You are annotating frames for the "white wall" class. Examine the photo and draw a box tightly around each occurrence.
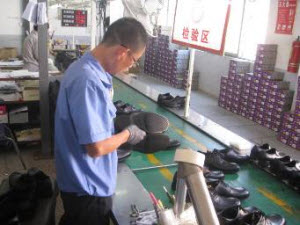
[0,0,22,35]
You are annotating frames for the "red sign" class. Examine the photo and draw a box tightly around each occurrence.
[275,0,297,34]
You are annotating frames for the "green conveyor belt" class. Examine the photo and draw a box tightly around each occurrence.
[113,78,300,224]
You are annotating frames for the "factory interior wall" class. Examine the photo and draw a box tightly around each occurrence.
[0,1,93,55]
[194,1,300,98]
[0,0,23,55]
[48,5,92,45]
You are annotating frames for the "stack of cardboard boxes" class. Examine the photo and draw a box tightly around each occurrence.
[144,34,191,89]
[219,44,296,148]
[278,77,300,149]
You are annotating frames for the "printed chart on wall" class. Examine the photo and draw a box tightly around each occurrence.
[275,0,297,34]
[172,0,231,55]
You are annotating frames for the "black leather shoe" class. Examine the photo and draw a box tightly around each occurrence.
[209,180,249,199]
[250,143,270,160]
[117,104,141,115]
[114,100,126,108]
[257,148,284,168]
[27,168,53,198]
[269,156,292,177]
[280,160,300,179]
[219,206,260,225]
[238,211,285,225]
[167,139,181,149]
[219,148,250,163]
[204,150,240,174]
[157,93,174,103]
[210,192,241,212]
[158,95,185,109]
[204,167,225,180]
[117,149,132,162]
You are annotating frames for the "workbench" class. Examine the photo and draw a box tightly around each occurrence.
[111,77,300,225]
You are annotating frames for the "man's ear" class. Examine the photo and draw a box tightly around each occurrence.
[115,46,127,60]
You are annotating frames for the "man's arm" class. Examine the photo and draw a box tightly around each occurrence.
[85,129,130,158]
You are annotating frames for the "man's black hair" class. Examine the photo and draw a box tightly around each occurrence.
[101,17,148,52]
[33,23,49,31]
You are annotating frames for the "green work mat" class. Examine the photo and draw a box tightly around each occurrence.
[113,78,300,224]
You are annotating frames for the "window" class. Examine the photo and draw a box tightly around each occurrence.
[159,0,270,61]
[225,0,271,60]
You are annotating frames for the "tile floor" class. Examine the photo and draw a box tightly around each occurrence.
[134,74,300,160]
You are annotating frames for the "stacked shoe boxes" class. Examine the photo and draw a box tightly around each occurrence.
[278,77,300,149]
[144,37,159,76]
[182,71,199,90]
[219,44,294,134]
[218,59,250,114]
[144,34,190,89]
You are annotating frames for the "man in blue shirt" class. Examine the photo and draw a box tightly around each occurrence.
[55,18,148,225]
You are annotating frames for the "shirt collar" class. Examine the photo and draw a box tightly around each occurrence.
[85,52,113,88]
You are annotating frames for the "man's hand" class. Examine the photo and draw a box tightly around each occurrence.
[126,125,146,145]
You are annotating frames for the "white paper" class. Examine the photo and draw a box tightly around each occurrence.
[0,60,24,66]
[22,0,48,25]
[22,1,38,23]
[37,2,48,25]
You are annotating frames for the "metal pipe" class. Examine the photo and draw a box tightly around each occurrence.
[184,48,196,118]
[186,170,219,225]
[173,178,187,218]
[131,163,177,172]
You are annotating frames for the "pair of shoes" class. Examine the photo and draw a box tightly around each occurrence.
[114,100,141,115]
[219,206,285,225]
[256,148,285,168]
[218,206,259,224]
[204,150,240,174]
[208,180,249,199]
[250,143,271,160]
[271,160,300,187]
[238,211,286,225]
[171,169,224,192]
[204,167,225,180]
[218,148,249,164]
[210,191,241,212]
[157,93,185,109]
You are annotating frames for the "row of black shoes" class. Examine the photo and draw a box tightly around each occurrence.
[251,143,300,191]
[171,168,286,225]
[114,100,142,115]
[203,149,249,174]
[172,169,249,212]
[0,168,54,224]
[157,93,186,109]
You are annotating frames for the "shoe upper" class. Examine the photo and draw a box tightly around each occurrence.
[213,180,250,199]
[205,151,240,173]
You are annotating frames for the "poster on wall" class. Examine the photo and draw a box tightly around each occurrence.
[275,0,297,34]
[172,0,231,55]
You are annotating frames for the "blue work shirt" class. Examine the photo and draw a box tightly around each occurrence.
[54,52,117,197]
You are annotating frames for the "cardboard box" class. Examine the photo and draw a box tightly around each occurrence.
[262,71,284,80]
[22,87,39,101]
[257,44,278,52]
[9,106,28,124]
[0,47,18,60]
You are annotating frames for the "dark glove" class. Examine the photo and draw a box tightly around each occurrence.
[126,125,146,145]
